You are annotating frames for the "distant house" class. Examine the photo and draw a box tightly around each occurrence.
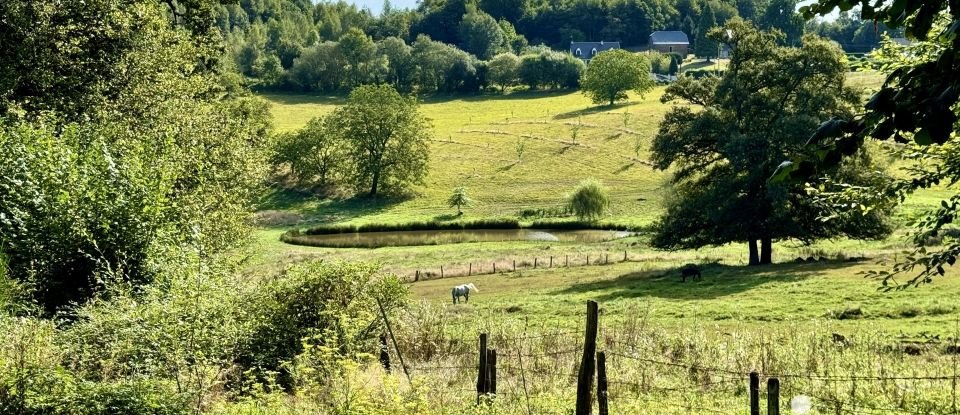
[649,31,690,56]
[570,41,620,63]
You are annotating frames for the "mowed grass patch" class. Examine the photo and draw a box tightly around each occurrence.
[409,258,960,336]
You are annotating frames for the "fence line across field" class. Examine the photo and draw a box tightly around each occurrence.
[410,250,651,282]
[384,299,960,414]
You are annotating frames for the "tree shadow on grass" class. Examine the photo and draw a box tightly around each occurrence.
[557,261,862,302]
[262,90,581,107]
[257,187,411,229]
[553,102,633,120]
[497,161,519,172]
[614,162,635,174]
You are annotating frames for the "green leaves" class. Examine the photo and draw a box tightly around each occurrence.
[580,49,654,106]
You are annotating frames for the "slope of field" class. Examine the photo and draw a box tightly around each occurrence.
[261,89,671,227]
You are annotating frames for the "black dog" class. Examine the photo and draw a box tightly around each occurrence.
[680,264,701,282]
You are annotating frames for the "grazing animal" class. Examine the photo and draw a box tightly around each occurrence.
[452,283,479,304]
[680,264,701,282]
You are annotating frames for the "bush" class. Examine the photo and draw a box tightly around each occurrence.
[518,47,585,90]
[237,261,407,390]
[566,179,611,221]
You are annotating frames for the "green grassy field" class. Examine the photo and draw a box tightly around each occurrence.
[261,88,670,227]
[253,74,960,414]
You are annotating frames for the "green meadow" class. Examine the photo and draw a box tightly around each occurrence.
[244,72,960,415]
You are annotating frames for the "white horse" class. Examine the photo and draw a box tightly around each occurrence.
[452,283,478,304]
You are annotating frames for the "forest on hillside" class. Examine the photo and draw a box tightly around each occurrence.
[219,0,901,92]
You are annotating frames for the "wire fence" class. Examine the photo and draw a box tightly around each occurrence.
[381,300,960,415]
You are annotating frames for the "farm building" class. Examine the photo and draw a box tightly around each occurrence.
[649,31,690,56]
[570,41,620,63]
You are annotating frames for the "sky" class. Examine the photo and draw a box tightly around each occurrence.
[346,0,419,15]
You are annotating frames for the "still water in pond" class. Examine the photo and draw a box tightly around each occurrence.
[288,229,633,248]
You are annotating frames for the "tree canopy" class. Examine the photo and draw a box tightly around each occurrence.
[650,20,892,265]
[328,84,431,197]
[580,50,654,106]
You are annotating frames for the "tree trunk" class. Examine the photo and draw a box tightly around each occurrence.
[369,171,380,197]
[760,237,772,265]
[748,239,759,266]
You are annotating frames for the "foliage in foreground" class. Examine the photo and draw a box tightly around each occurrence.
[0,0,271,312]
[0,258,406,415]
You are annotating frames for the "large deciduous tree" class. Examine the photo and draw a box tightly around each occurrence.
[580,49,654,106]
[650,20,892,265]
[458,9,506,60]
[759,0,804,45]
[330,84,431,197]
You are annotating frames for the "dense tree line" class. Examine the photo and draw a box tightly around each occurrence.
[218,0,901,91]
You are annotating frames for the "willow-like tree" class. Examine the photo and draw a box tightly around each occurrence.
[567,179,610,221]
[580,49,654,106]
[650,20,893,265]
[330,84,431,197]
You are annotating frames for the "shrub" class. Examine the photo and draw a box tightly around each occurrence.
[237,260,407,390]
[566,179,611,221]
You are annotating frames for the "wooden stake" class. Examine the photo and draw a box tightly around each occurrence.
[750,371,760,415]
[477,333,488,404]
[575,300,599,415]
[597,351,609,415]
[767,378,780,415]
[377,298,410,384]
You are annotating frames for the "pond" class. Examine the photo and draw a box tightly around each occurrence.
[283,229,634,248]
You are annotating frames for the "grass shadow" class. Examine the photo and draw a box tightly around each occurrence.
[257,187,411,229]
[497,161,519,171]
[557,261,860,301]
[433,213,462,222]
[553,102,633,120]
[614,162,635,174]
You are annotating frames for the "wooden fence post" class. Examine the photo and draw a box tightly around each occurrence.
[513,260,516,272]
[377,299,410,383]
[379,333,391,373]
[767,378,780,415]
[441,265,444,279]
[415,270,420,282]
[493,263,496,273]
[587,255,590,266]
[624,250,628,262]
[534,258,538,268]
[469,263,472,276]
[749,371,760,415]
[550,256,553,267]
[597,351,609,415]
[575,300,600,415]
[487,349,498,396]
[605,254,609,264]
[477,333,488,404]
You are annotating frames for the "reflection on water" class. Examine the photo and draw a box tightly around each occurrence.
[288,229,633,248]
